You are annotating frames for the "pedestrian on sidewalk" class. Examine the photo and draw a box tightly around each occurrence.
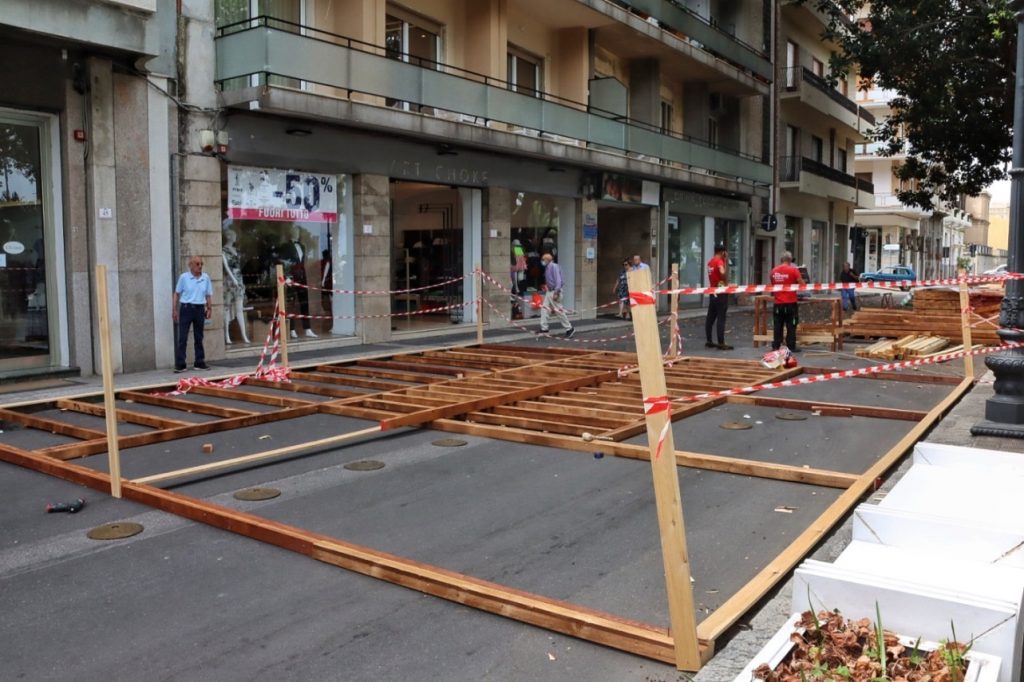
[172,255,213,372]
[770,251,805,352]
[630,254,650,271]
[539,252,575,337]
[840,261,859,312]
[613,258,631,319]
[705,243,732,350]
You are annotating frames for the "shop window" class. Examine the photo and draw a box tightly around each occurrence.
[507,46,542,98]
[667,214,703,307]
[510,193,559,295]
[810,220,827,283]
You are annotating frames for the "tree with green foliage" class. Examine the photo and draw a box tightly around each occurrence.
[814,0,1017,209]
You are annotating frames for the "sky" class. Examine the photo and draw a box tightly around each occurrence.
[989,179,1011,207]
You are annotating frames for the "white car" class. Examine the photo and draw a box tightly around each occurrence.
[983,264,1008,275]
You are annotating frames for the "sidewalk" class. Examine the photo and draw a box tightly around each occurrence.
[693,369,1023,681]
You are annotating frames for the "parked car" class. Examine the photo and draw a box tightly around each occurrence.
[983,264,1008,275]
[860,265,917,291]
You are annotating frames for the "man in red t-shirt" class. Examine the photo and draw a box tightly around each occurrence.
[769,251,806,351]
[704,244,732,350]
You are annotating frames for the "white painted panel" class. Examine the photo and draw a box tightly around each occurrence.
[914,442,1024,474]
[879,466,1024,524]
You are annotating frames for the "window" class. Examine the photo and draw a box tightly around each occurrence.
[811,136,824,163]
[837,148,848,173]
[785,40,799,88]
[811,58,825,78]
[660,100,673,134]
[839,76,848,98]
[385,7,442,110]
[507,46,542,97]
[708,118,719,149]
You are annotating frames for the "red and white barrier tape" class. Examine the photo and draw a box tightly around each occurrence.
[643,395,673,461]
[482,298,672,344]
[285,300,474,321]
[280,274,465,296]
[653,272,1021,298]
[480,270,671,317]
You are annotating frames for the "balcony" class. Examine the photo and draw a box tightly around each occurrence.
[780,66,874,139]
[610,0,772,80]
[780,156,870,206]
[215,17,772,185]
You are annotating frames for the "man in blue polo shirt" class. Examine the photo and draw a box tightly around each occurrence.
[172,255,213,372]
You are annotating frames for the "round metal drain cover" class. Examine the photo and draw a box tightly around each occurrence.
[87,522,144,541]
[344,459,386,471]
[431,438,467,447]
[719,421,753,430]
[233,487,281,501]
[776,412,808,421]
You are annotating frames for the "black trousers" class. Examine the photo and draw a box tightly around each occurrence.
[773,302,799,350]
[705,293,729,344]
[175,303,206,368]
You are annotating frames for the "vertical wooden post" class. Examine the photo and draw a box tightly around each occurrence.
[276,264,290,369]
[95,265,122,499]
[626,267,701,671]
[475,263,484,346]
[669,263,680,356]
[958,280,975,378]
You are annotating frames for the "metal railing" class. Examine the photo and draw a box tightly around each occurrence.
[215,17,771,182]
[856,176,874,193]
[783,66,858,115]
[780,156,858,188]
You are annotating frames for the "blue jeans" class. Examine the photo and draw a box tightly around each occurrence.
[841,288,857,311]
[175,303,206,369]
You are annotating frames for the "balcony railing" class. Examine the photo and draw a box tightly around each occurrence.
[615,0,772,80]
[780,156,858,188]
[215,17,771,184]
[856,176,874,193]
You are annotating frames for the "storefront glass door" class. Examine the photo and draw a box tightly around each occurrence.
[667,213,703,307]
[0,117,57,370]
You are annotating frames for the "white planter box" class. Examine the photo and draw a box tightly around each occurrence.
[734,612,1002,682]
[878,465,1024,524]
[794,562,1021,682]
[913,442,1024,475]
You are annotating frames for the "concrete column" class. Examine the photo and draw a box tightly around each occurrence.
[352,174,392,342]
[178,150,223,362]
[85,56,123,373]
[465,0,506,79]
[629,58,661,128]
[64,79,93,375]
[481,187,511,330]
[148,76,175,368]
[576,199,598,320]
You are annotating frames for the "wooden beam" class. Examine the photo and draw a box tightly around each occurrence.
[310,368,418,391]
[356,359,476,377]
[243,378,362,399]
[595,398,725,442]
[801,366,962,385]
[379,371,617,431]
[0,442,698,665]
[119,391,256,418]
[133,425,383,485]
[96,263,122,498]
[959,281,975,378]
[695,376,974,642]
[0,407,106,441]
[276,263,289,368]
[56,399,193,429]
[725,395,927,421]
[191,384,315,408]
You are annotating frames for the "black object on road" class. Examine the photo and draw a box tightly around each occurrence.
[46,498,85,514]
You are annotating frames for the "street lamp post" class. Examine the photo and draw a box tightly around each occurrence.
[973,1,1024,437]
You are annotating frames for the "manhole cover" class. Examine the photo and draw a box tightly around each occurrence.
[344,460,386,471]
[432,438,467,447]
[776,412,809,421]
[719,421,753,430]
[87,522,144,540]
[233,487,281,501]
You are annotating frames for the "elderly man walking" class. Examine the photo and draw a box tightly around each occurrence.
[173,255,213,372]
[539,253,575,337]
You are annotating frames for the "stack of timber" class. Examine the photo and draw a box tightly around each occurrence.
[921,342,983,360]
[844,287,1003,345]
[854,335,948,360]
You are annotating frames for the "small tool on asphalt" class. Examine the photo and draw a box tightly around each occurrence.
[47,498,85,514]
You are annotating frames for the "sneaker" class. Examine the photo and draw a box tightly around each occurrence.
[290,329,298,339]
[565,327,576,338]
[173,366,187,373]
[538,328,550,334]
[194,363,210,370]
[717,343,734,350]
[705,342,717,349]
[304,329,318,338]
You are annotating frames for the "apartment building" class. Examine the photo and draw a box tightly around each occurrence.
[853,82,971,279]
[774,1,874,286]
[0,1,177,380]
[178,0,775,359]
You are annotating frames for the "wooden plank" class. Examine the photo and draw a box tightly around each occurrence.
[626,266,701,671]
[56,399,193,429]
[356,359,477,377]
[465,411,589,436]
[695,376,974,642]
[535,394,644,414]
[959,281,975,378]
[243,378,362,399]
[0,407,106,441]
[318,364,447,384]
[800,366,963,385]
[96,263,122,498]
[725,396,926,422]
[0,442,693,665]
[487,405,630,429]
[119,391,256,418]
[351,356,486,375]
[297,370,409,392]
[276,264,289,367]
[379,370,617,431]
[318,403,397,421]
[134,425,383,485]
[39,405,319,460]
[811,405,852,417]
[191,384,315,408]
[595,398,725,442]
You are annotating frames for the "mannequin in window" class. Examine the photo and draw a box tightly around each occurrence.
[223,229,250,345]
[276,224,317,338]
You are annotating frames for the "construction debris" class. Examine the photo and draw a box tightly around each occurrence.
[845,287,1003,345]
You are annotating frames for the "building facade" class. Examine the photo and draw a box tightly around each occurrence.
[0,0,177,380]
[774,1,874,286]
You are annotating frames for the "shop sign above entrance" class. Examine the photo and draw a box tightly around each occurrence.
[598,173,660,206]
[227,165,337,223]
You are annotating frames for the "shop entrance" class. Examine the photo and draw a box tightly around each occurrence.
[664,213,705,309]
[390,181,469,332]
[596,205,652,314]
[753,237,774,286]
